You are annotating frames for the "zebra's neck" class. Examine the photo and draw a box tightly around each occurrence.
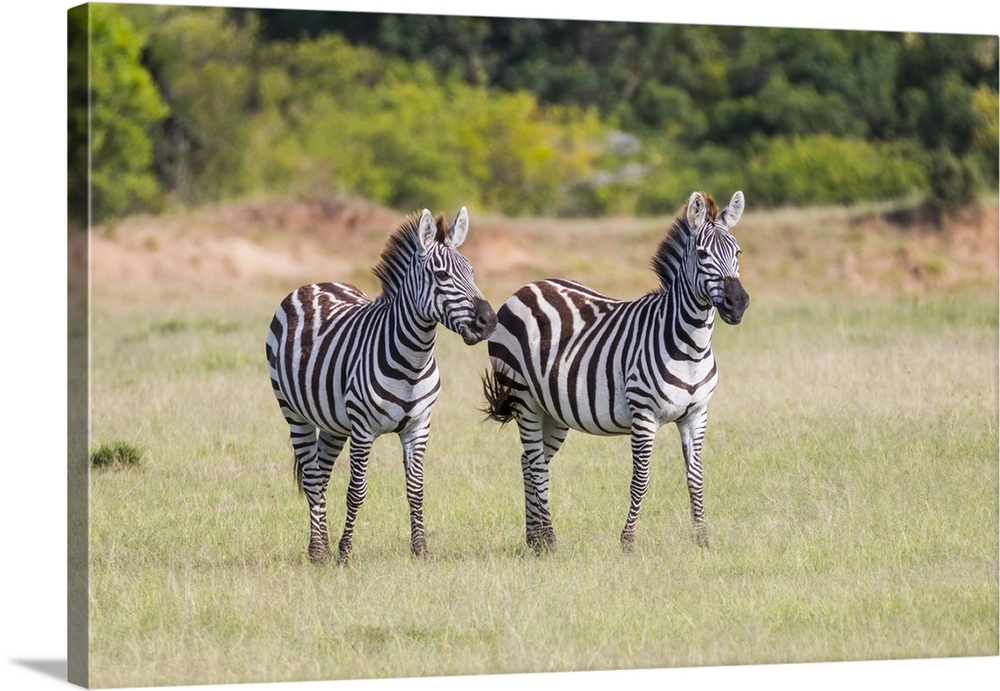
[376,283,438,369]
[650,270,716,357]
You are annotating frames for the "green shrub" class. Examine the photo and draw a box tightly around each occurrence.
[745,135,927,206]
[635,143,746,215]
[141,6,258,204]
[570,139,750,218]
[244,38,606,215]
[91,441,143,470]
[971,86,999,182]
[925,148,980,226]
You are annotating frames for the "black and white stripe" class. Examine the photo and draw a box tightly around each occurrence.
[267,208,496,564]
[483,191,749,552]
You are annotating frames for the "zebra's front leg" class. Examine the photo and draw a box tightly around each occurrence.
[338,428,374,565]
[621,414,657,553]
[399,424,430,559]
[677,407,710,548]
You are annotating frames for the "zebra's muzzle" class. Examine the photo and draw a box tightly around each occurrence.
[459,298,498,345]
[716,276,749,325]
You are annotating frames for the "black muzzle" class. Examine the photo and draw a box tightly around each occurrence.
[717,276,749,325]
[460,297,497,344]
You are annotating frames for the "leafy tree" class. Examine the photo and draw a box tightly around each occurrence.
[971,85,999,181]
[129,5,259,204]
[841,32,902,140]
[67,5,90,229]
[925,148,979,226]
[79,4,168,224]
[896,33,998,153]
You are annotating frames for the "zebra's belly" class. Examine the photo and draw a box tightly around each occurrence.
[292,368,441,438]
[544,374,717,433]
[558,412,632,436]
[511,358,633,435]
[350,378,440,436]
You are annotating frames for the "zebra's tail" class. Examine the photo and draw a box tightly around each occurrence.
[293,455,305,495]
[481,367,518,426]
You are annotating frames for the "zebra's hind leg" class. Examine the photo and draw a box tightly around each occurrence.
[621,413,657,553]
[337,428,374,565]
[399,423,431,559]
[519,412,568,554]
[282,412,334,564]
[305,431,346,564]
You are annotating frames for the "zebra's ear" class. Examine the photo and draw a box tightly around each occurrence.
[721,191,745,228]
[417,209,437,252]
[686,192,708,228]
[447,206,469,248]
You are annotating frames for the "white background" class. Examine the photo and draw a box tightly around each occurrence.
[1,1,997,690]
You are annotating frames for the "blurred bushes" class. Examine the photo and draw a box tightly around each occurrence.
[243,36,605,214]
[745,136,927,206]
[142,7,259,205]
[69,6,998,225]
[925,148,980,225]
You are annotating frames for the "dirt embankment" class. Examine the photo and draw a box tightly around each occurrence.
[82,197,998,301]
[84,199,540,299]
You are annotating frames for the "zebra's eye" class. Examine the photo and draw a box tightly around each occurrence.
[696,249,710,261]
[434,269,450,281]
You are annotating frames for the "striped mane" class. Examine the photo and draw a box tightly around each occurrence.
[371,212,448,299]
[650,193,718,290]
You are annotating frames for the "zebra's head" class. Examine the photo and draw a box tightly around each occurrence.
[413,207,497,345]
[686,191,750,325]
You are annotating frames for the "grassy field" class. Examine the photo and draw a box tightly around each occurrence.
[86,200,998,687]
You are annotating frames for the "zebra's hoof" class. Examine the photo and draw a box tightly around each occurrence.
[308,549,331,565]
[620,531,635,554]
[542,528,557,553]
[411,539,428,559]
[308,539,332,565]
[337,538,353,566]
[526,528,557,554]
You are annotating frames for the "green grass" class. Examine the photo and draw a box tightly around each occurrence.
[87,287,999,688]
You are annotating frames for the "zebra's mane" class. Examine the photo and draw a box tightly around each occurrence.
[650,193,718,290]
[371,211,448,299]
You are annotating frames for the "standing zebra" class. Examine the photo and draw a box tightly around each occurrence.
[267,207,496,565]
[483,191,749,552]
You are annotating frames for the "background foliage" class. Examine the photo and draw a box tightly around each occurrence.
[68,5,998,225]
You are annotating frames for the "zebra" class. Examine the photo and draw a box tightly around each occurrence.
[482,191,749,553]
[266,207,497,565]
